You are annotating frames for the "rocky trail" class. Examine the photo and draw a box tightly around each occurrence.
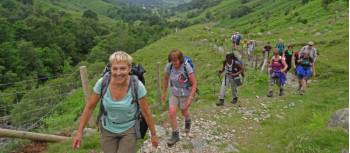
[140,49,304,153]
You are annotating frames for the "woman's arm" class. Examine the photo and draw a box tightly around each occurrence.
[188,73,197,98]
[292,52,296,68]
[78,92,100,131]
[281,59,288,72]
[268,58,273,67]
[184,73,197,110]
[72,92,100,149]
[232,63,243,77]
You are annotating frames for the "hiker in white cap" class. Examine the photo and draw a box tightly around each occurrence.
[299,41,318,77]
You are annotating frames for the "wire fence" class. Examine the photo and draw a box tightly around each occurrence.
[0,71,82,132]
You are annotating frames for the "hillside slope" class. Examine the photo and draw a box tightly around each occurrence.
[8,0,348,152]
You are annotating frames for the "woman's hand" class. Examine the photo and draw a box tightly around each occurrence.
[231,73,238,78]
[72,131,83,149]
[151,135,159,148]
[218,70,223,74]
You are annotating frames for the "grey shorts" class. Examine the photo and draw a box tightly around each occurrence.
[100,126,137,153]
[170,95,189,110]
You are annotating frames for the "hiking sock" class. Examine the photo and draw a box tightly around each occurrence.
[185,118,191,133]
[167,130,180,147]
[279,88,284,96]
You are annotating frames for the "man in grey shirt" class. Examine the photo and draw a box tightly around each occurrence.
[299,41,318,77]
[300,41,317,62]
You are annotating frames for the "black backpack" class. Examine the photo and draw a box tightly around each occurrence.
[101,63,146,85]
[96,63,148,139]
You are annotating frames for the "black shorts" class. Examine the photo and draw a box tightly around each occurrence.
[235,40,240,45]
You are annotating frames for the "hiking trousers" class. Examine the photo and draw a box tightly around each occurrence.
[100,126,137,153]
[219,75,238,100]
[269,76,284,91]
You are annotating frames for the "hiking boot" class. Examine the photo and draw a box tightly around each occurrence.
[231,97,238,104]
[167,131,180,147]
[184,119,191,134]
[297,85,302,91]
[267,91,273,97]
[216,99,224,106]
[279,88,284,96]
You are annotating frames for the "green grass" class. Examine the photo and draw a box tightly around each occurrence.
[31,0,350,152]
[46,132,101,153]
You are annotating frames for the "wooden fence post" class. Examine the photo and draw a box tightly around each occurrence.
[79,66,94,127]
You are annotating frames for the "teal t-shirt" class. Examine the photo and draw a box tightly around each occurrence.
[93,77,147,133]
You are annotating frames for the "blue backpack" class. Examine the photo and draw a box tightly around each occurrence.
[184,56,195,71]
[169,56,195,78]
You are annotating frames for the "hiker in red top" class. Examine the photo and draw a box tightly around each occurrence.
[267,48,288,97]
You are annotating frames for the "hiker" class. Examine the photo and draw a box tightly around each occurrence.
[217,53,243,106]
[231,32,237,50]
[72,51,159,153]
[275,39,285,56]
[247,40,256,61]
[284,45,294,73]
[267,48,288,97]
[299,41,318,77]
[296,52,313,95]
[291,50,300,81]
[235,32,242,50]
[162,49,197,147]
[263,42,272,59]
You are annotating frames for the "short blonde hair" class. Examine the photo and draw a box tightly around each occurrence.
[109,51,133,66]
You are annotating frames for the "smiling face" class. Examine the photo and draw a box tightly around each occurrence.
[168,49,184,69]
[110,61,130,85]
[108,51,133,86]
[307,44,313,49]
[170,55,182,69]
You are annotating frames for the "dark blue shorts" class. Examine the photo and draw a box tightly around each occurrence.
[296,65,312,79]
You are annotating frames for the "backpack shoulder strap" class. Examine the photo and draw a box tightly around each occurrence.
[96,72,111,126]
[169,63,173,72]
[100,72,111,114]
[130,75,139,106]
[183,63,190,79]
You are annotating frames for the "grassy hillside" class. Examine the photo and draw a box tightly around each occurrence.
[3,0,348,152]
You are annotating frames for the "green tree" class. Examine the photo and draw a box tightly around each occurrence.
[82,9,98,20]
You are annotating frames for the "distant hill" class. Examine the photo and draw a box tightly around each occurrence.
[109,0,191,7]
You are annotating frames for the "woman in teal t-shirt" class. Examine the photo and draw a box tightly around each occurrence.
[72,51,159,153]
[275,38,285,55]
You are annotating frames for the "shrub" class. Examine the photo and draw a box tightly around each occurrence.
[230,6,253,19]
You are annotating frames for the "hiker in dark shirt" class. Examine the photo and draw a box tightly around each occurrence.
[284,45,294,73]
[263,42,273,59]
